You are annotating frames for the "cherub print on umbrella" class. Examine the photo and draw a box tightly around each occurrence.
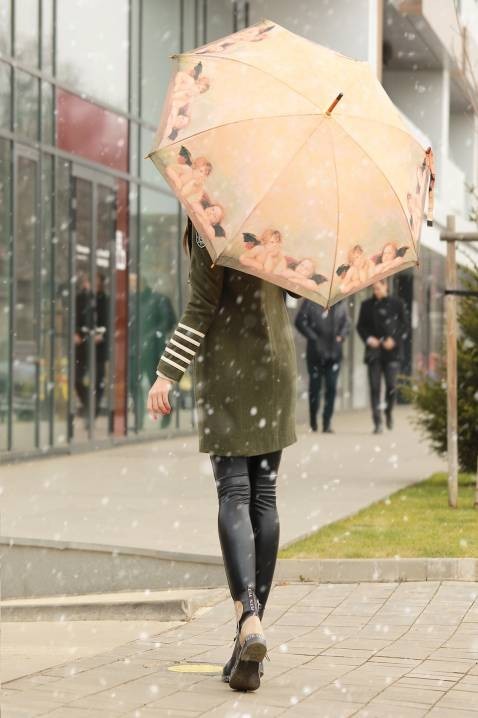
[337,241,411,296]
[196,21,276,55]
[240,230,328,293]
[165,145,226,243]
[163,62,210,143]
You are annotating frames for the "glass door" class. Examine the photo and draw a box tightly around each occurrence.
[69,165,116,442]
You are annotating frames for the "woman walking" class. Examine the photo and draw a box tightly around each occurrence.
[147,219,297,692]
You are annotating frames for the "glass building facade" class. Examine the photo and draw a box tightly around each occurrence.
[0,0,444,458]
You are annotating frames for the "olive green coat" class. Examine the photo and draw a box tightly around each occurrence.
[156,231,297,456]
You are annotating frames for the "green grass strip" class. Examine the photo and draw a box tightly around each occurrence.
[279,473,478,559]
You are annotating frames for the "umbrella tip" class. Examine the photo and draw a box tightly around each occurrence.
[325,93,344,116]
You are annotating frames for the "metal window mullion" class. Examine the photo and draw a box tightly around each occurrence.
[7,140,15,451]
[107,188,117,435]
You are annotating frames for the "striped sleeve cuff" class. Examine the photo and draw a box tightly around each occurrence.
[156,321,206,382]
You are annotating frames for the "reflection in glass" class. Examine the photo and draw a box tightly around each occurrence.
[141,126,170,188]
[15,0,40,66]
[57,0,128,110]
[127,183,139,432]
[206,0,234,41]
[0,1,11,56]
[39,154,54,449]
[53,158,71,446]
[0,139,11,451]
[41,81,54,145]
[15,70,39,140]
[42,0,54,72]
[73,178,94,436]
[13,154,38,450]
[95,183,115,438]
[137,187,183,432]
[141,0,180,125]
[0,62,11,131]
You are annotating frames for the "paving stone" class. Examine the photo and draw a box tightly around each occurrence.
[7,581,478,718]
[282,698,361,716]
[354,701,428,717]
[433,688,478,711]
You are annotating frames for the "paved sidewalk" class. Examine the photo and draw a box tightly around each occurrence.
[2,581,478,718]
[0,408,445,556]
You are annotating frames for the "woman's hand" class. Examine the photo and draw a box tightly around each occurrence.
[147,377,174,420]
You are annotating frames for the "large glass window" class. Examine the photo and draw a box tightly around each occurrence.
[0,0,11,56]
[206,0,234,41]
[14,0,40,66]
[56,0,129,110]
[41,0,54,73]
[137,187,181,432]
[39,154,54,449]
[0,139,12,451]
[0,62,11,130]
[41,81,54,145]
[15,70,39,140]
[53,158,71,446]
[12,150,39,450]
[141,0,181,125]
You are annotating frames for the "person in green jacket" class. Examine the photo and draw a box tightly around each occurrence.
[147,219,298,692]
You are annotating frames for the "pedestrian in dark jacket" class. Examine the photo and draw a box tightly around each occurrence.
[357,279,407,433]
[295,299,350,433]
[147,218,298,692]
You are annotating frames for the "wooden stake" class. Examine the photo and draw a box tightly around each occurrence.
[445,215,458,509]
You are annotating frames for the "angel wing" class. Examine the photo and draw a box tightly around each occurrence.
[192,62,203,80]
[312,273,327,285]
[396,246,410,258]
[336,264,350,277]
[179,145,193,166]
[243,232,259,246]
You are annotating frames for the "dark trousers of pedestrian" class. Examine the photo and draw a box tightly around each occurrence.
[367,359,399,429]
[210,451,281,617]
[307,355,340,431]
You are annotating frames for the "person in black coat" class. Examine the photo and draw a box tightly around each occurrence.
[356,279,407,433]
[295,299,350,433]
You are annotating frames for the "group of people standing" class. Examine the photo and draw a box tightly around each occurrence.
[295,279,407,434]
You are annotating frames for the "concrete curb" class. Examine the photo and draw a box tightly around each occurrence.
[0,588,229,622]
[1,537,477,600]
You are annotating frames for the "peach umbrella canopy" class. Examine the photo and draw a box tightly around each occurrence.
[147,19,435,307]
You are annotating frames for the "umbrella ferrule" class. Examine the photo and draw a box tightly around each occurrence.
[325,92,343,116]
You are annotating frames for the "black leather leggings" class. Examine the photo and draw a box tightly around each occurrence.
[210,451,281,617]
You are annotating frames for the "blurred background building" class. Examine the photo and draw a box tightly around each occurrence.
[0,0,477,458]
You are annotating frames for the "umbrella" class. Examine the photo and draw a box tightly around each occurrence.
[146,20,435,307]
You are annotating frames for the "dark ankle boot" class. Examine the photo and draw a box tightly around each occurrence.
[229,586,267,692]
[222,599,265,683]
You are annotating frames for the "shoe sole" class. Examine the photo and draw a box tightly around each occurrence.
[229,637,267,692]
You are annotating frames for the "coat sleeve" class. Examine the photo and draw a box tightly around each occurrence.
[294,300,318,341]
[356,301,369,344]
[155,238,225,383]
[337,303,350,339]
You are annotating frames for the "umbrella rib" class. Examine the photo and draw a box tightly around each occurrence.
[218,117,328,259]
[332,119,417,256]
[326,122,340,310]
[155,112,323,152]
[179,52,322,113]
